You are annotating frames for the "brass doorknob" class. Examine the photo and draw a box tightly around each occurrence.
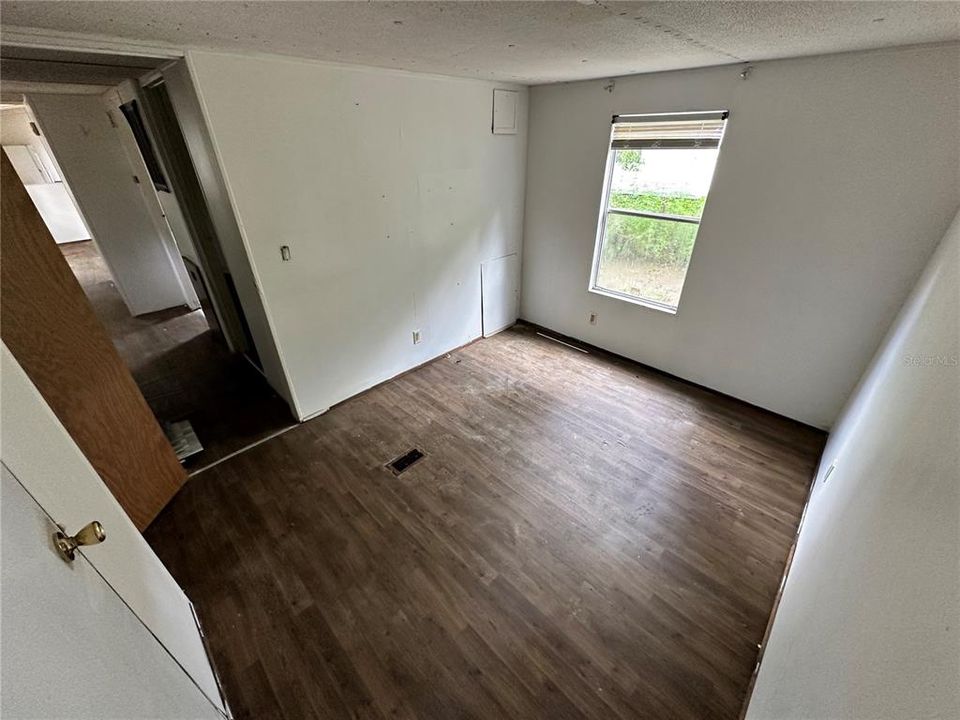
[54,521,106,562]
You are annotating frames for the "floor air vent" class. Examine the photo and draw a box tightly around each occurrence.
[387,448,425,475]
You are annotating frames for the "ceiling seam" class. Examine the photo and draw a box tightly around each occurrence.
[589,0,747,64]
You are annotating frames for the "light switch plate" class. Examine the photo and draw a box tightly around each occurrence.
[823,459,838,483]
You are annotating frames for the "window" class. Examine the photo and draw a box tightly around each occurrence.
[590,111,727,312]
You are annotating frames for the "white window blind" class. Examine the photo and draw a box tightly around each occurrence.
[611,111,728,149]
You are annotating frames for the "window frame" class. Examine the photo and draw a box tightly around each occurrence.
[588,111,728,314]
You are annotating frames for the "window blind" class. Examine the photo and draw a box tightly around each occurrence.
[611,111,728,149]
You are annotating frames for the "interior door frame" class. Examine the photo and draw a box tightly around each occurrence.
[3,33,294,406]
[135,74,254,356]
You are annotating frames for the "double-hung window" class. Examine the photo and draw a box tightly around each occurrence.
[590,111,728,312]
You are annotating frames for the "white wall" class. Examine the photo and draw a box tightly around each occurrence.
[521,43,960,428]
[1,106,90,244]
[746,206,960,719]
[27,93,194,316]
[184,50,527,419]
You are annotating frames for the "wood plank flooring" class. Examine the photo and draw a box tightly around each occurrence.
[61,240,295,471]
[146,325,825,720]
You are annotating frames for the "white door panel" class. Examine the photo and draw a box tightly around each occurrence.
[104,87,200,311]
[26,93,191,315]
[0,344,225,713]
[3,145,91,244]
[3,144,47,185]
[481,252,520,337]
[25,184,91,244]
[1,465,223,720]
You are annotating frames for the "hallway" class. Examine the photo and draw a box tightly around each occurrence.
[61,240,295,472]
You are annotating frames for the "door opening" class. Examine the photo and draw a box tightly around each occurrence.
[1,48,295,476]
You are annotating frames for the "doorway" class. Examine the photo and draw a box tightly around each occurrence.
[1,48,296,474]
[58,236,292,472]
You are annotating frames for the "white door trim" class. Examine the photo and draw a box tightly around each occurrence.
[1,25,185,59]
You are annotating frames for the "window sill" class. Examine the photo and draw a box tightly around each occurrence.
[588,286,679,315]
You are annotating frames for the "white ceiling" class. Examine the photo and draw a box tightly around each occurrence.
[3,1,959,84]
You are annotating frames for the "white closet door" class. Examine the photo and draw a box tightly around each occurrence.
[0,344,226,715]
[1,464,223,720]
[481,252,520,337]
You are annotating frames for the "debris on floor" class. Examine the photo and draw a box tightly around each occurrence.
[163,420,203,462]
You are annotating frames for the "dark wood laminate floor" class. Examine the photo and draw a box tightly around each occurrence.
[146,325,825,720]
[61,240,295,471]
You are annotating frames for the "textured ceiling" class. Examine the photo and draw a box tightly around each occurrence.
[2,1,959,84]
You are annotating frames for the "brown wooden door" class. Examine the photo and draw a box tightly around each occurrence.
[1,154,186,530]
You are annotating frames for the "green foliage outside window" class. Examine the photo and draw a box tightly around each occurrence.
[609,192,706,220]
[602,193,704,267]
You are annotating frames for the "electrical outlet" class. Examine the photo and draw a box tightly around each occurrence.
[589,312,598,325]
[412,330,422,345]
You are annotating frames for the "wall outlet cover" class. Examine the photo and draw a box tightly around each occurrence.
[412,330,422,345]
